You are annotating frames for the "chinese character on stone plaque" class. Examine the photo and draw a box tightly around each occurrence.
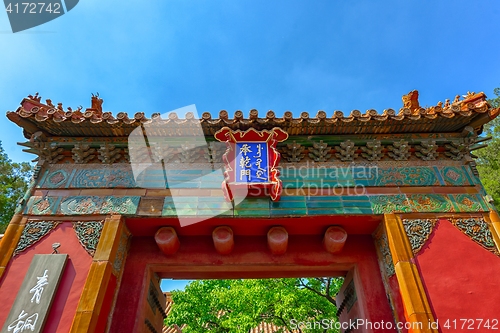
[214,127,288,202]
[2,254,67,333]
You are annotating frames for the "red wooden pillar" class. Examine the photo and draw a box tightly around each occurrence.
[70,215,130,333]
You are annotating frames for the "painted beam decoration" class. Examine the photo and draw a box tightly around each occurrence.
[214,127,289,201]
[1,254,67,333]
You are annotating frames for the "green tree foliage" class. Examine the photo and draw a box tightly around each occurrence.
[0,141,32,233]
[165,278,343,333]
[476,88,500,207]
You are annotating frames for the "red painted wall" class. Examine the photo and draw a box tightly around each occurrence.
[0,222,92,332]
[110,234,396,333]
[415,219,500,333]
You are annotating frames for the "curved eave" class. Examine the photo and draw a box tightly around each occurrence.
[7,93,498,139]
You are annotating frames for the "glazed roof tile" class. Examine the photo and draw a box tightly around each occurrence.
[7,91,498,139]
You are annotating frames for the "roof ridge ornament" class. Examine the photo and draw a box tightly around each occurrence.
[402,90,420,112]
[9,90,498,139]
[87,92,103,116]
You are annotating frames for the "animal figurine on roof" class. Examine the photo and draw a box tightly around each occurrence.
[402,90,420,112]
[90,92,103,115]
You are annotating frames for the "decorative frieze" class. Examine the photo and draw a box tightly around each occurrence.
[453,194,483,212]
[14,221,59,255]
[59,196,140,215]
[376,233,395,276]
[112,228,131,275]
[375,167,439,186]
[407,194,453,213]
[335,140,358,162]
[73,221,104,256]
[21,193,489,219]
[451,218,499,255]
[370,193,486,215]
[72,168,136,188]
[44,170,68,188]
[402,219,437,254]
[440,166,468,186]
[370,195,412,214]
[25,196,58,215]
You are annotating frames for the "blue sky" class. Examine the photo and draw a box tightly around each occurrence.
[1,1,500,162]
[1,0,499,291]
[161,279,190,292]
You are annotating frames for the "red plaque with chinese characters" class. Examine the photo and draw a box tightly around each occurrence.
[214,127,289,202]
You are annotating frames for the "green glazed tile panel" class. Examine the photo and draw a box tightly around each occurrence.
[475,194,491,211]
[341,196,373,214]
[434,166,446,186]
[234,197,270,217]
[270,196,307,216]
[38,165,482,189]
[306,196,343,215]
[22,192,490,218]
[71,169,137,188]
[170,197,198,216]
[58,196,140,215]
[162,197,177,216]
[448,194,482,212]
[406,193,453,213]
[24,196,59,215]
[24,195,140,215]
[197,197,233,216]
[370,195,412,214]
[439,166,471,186]
[38,169,71,189]
[374,167,439,186]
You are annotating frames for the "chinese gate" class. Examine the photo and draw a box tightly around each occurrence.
[1,91,500,333]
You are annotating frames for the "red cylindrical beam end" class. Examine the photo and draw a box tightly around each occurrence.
[155,227,180,255]
[323,226,347,253]
[267,226,288,255]
[213,226,234,255]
